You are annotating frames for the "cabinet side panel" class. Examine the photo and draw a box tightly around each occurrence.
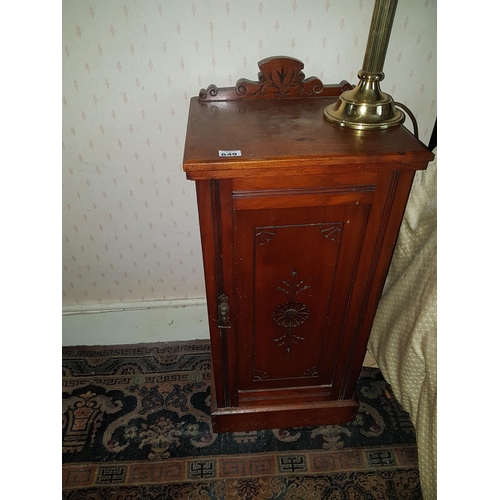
[342,169,417,397]
[330,170,416,400]
[194,181,231,409]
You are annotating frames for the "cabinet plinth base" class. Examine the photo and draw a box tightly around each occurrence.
[210,398,359,433]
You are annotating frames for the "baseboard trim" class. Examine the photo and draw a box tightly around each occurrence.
[62,298,210,346]
[62,298,380,368]
[62,297,207,316]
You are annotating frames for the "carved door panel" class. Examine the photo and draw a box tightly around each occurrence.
[233,202,370,394]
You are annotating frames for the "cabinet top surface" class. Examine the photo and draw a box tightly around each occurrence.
[183,97,433,178]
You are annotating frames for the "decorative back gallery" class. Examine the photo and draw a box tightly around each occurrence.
[62,1,436,307]
[198,56,352,101]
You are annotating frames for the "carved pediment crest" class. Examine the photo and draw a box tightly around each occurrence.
[199,56,352,102]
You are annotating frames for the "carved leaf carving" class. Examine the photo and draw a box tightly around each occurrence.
[238,57,324,99]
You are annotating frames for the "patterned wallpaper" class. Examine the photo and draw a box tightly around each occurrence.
[62,0,436,306]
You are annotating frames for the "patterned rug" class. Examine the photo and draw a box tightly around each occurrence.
[62,341,422,499]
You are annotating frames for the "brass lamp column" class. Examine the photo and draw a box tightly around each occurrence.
[324,0,404,129]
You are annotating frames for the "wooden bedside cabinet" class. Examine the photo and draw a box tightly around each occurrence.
[182,57,434,433]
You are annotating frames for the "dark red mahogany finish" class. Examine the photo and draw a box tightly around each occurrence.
[183,56,433,432]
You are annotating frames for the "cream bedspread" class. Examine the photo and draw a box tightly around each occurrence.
[367,149,437,500]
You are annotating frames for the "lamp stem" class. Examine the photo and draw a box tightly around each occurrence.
[362,0,398,74]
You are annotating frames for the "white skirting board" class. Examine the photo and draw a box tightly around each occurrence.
[62,297,379,367]
[62,298,210,346]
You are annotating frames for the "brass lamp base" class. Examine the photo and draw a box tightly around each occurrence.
[324,71,404,130]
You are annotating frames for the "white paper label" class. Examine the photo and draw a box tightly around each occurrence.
[218,150,242,157]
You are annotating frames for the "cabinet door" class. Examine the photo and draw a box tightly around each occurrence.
[232,190,371,398]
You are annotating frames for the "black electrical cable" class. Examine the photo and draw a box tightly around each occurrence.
[394,102,419,140]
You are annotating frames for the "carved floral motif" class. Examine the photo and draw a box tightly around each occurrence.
[273,269,311,354]
[321,222,343,241]
[253,369,270,381]
[239,57,324,98]
[255,226,277,246]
